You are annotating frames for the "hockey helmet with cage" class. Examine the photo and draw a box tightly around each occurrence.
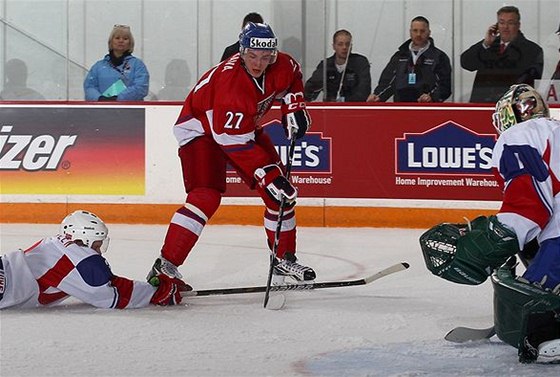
[492,84,550,134]
[239,22,278,63]
[60,210,109,253]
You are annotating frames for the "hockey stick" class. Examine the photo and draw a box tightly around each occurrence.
[182,262,409,298]
[263,136,297,308]
[444,325,496,343]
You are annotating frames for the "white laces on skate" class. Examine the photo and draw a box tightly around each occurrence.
[148,257,183,280]
[273,257,316,282]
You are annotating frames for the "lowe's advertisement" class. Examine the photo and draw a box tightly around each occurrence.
[225,105,503,201]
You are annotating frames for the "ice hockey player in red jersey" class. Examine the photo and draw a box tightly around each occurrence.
[420,84,560,363]
[0,210,186,309]
[147,22,315,289]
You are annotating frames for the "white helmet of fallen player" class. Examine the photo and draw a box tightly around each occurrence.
[492,84,550,134]
[60,210,110,253]
[239,22,278,64]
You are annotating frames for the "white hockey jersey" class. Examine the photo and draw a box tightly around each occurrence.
[492,117,560,247]
[0,234,155,309]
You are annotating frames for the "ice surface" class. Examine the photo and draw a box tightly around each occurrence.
[1,224,557,376]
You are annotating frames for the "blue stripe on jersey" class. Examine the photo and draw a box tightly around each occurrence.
[500,145,549,182]
[76,255,112,287]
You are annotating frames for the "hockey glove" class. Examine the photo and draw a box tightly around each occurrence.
[420,215,519,285]
[254,164,297,206]
[281,92,310,140]
[150,274,188,306]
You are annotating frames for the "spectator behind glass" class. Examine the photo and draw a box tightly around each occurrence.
[157,59,191,101]
[84,24,149,101]
[552,23,560,80]
[460,6,543,103]
[304,29,371,102]
[367,16,451,103]
[220,12,264,62]
[0,58,45,100]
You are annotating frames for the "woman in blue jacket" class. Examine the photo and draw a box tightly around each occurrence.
[84,25,149,101]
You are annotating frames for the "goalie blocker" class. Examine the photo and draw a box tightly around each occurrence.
[420,215,560,363]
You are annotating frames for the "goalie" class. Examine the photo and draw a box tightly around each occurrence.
[420,84,560,363]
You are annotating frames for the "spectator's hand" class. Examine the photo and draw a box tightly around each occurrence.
[366,93,380,102]
[98,95,118,101]
[418,93,432,103]
[483,23,499,48]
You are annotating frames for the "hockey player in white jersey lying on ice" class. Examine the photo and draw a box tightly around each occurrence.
[0,210,188,309]
[420,84,560,364]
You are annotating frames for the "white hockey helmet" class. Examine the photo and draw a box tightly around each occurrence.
[492,84,550,134]
[60,210,109,253]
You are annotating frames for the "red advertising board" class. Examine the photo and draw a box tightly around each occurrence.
[225,104,503,201]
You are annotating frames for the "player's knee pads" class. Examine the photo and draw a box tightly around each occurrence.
[491,263,560,362]
[186,187,222,219]
[254,164,297,207]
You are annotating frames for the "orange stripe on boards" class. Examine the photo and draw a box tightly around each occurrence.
[0,203,496,228]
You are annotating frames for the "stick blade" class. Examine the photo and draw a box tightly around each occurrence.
[444,326,496,343]
[265,294,286,310]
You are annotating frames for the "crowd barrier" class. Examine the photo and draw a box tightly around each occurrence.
[1,102,558,227]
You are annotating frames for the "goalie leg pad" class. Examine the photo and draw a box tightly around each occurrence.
[254,164,297,208]
[491,264,560,363]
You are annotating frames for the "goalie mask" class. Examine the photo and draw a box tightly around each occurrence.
[60,210,110,253]
[492,84,550,134]
[239,22,278,64]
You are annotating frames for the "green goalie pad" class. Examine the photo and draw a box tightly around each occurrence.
[491,262,560,362]
[420,215,519,285]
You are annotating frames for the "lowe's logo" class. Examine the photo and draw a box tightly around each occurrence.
[264,120,331,173]
[395,121,496,175]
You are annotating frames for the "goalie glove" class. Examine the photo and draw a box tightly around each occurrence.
[420,215,519,285]
[254,164,297,206]
[149,274,188,306]
[281,92,311,140]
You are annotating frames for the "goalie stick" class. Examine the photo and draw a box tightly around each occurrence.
[182,261,409,298]
[444,326,496,343]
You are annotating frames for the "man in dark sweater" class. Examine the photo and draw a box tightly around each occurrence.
[461,6,543,103]
[305,29,371,102]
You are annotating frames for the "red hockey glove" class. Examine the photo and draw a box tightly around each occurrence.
[254,164,297,206]
[150,274,188,306]
[281,92,311,140]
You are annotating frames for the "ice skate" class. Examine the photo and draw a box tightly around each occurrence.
[273,252,316,285]
[537,339,560,363]
[147,256,185,287]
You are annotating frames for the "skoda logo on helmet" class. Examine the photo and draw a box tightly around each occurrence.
[250,37,277,49]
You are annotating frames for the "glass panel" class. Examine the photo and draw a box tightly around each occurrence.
[0,0,558,102]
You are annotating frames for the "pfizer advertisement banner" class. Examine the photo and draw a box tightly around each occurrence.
[225,105,502,201]
[0,107,145,195]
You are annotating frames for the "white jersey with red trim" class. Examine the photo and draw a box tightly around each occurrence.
[0,235,155,309]
[491,117,560,247]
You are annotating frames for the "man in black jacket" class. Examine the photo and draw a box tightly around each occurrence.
[220,12,263,62]
[304,29,371,102]
[367,16,451,103]
[461,6,543,103]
